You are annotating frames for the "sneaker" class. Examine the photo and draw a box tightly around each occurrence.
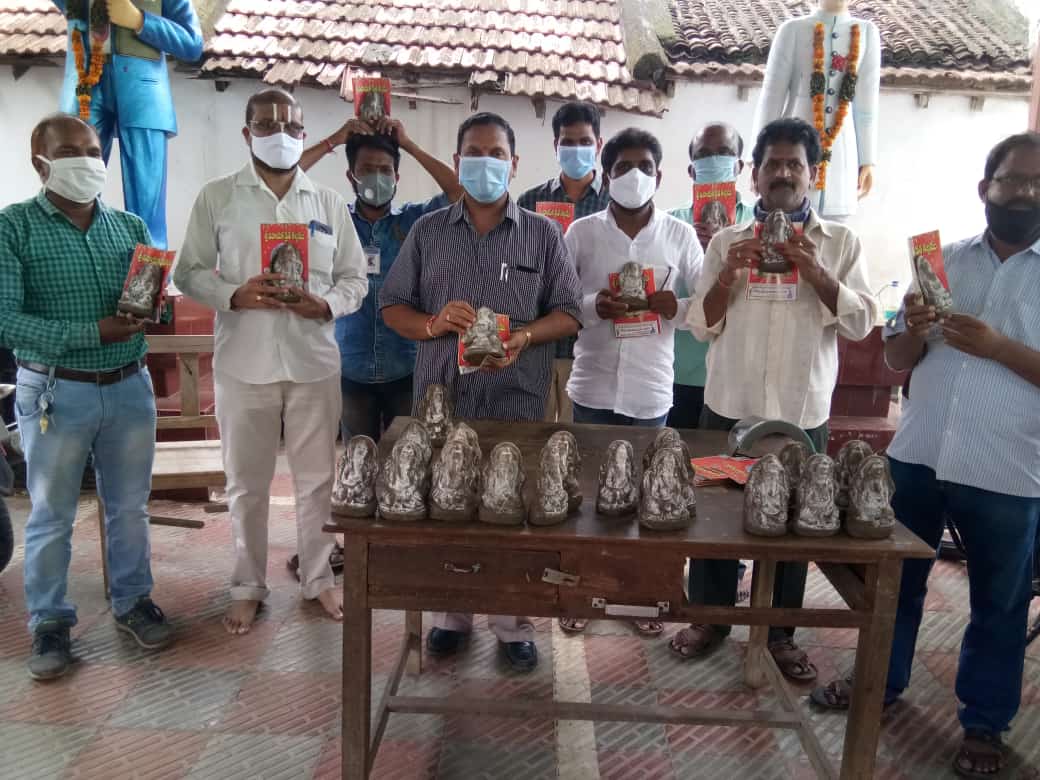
[27,622,73,681]
[115,598,173,650]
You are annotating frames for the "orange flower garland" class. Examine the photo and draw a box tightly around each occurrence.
[71,28,105,120]
[811,23,860,191]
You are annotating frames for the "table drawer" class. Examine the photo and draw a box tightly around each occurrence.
[557,549,686,618]
[368,544,560,598]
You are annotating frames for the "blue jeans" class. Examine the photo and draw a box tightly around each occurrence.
[15,366,157,633]
[886,458,1040,734]
[572,403,668,427]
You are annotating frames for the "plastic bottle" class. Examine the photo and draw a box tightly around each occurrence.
[878,280,902,325]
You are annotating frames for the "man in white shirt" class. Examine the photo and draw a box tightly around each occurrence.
[559,128,702,637]
[174,89,368,634]
[673,118,877,679]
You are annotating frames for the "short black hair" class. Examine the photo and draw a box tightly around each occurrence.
[551,101,601,141]
[345,132,401,172]
[984,132,1040,180]
[601,128,663,174]
[456,112,516,156]
[30,112,97,154]
[688,122,744,160]
[245,87,296,124]
[751,118,822,167]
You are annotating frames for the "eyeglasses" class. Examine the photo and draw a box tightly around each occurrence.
[991,174,1040,194]
[249,119,305,139]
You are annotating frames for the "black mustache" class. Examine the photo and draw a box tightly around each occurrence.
[770,181,794,190]
[1002,200,1039,211]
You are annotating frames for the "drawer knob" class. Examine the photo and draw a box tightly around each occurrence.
[443,562,482,575]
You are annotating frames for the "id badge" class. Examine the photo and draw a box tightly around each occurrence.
[364,246,381,275]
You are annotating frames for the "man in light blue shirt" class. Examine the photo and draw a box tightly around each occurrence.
[812,132,1040,779]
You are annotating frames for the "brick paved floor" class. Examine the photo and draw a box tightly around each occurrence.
[1,461,1038,779]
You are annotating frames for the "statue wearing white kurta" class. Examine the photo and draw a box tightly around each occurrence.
[752,1,881,219]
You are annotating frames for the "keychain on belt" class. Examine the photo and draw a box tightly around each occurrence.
[37,367,56,435]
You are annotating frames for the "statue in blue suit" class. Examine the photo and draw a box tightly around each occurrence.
[53,0,203,248]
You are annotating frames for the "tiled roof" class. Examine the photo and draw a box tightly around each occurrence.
[0,0,669,115]
[667,0,1032,92]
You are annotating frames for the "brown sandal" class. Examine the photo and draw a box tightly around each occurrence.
[669,624,724,660]
[768,639,818,682]
[558,617,589,633]
[630,619,664,637]
[953,731,1007,778]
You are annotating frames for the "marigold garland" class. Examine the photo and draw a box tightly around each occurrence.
[72,28,105,120]
[810,22,860,191]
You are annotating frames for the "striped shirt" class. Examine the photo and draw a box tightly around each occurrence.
[885,233,1040,498]
[0,192,150,370]
[379,197,583,421]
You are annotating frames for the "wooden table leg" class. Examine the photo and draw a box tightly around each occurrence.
[406,610,423,675]
[744,558,776,689]
[839,559,901,779]
[342,535,370,780]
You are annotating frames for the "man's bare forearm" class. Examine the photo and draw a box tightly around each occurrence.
[526,310,580,346]
[703,280,731,329]
[382,304,433,341]
[884,332,926,371]
[997,339,1040,389]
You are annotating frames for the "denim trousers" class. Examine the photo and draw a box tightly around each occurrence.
[340,374,413,444]
[886,458,1039,734]
[16,366,156,632]
[572,402,669,428]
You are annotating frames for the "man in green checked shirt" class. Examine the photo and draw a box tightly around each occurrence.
[667,122,754,429]
[0,114,173,681]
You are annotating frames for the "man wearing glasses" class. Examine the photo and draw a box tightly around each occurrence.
[174,89,368,635]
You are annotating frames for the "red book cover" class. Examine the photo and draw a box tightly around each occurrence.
[353,77,391,122]
[908,230,952,311]
[117,243,175,321]
[692,181,737,230]
[535,201,575,233]
[458,312,511,374]
[690,455,758,487]
[261,223,309,303]
[608,266,662,338]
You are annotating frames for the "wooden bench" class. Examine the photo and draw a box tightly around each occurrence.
[96,335,225,594]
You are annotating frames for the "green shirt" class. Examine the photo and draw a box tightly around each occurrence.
[0,192,150,370]
[667,197,754,387]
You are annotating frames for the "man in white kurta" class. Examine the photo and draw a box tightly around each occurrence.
[174,90,367,634]
[752,0,881,219]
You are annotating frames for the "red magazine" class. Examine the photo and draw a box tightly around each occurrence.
[608,266,662,338]
[747,220,804,302]
[908,230,952,312]
[353,77,391,122]
[117,244,175,321]
[535,201,576,233]
[458,312,511,374]
[261,223,309,303]
[692,181,737,230]
[691,455,758,487]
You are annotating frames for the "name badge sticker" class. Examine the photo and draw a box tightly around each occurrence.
[364,246,381,275]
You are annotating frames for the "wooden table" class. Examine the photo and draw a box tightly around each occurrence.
[326,418,934,779]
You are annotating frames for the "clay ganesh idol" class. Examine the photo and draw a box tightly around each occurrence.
[331,435,378,517]
[479,442,526,525]
[845,454,896,539]
[794,454,840,536]
[639,448,691,531]
[417,383,453,447]
[835,439,873,514]
[376,437,429,522]
[461,306,506,365]
[531,430,583,526]
[744,454,790,536]
[597,440,640,517]
[429,430,481,522]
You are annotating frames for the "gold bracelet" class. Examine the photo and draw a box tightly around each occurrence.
[523,329,533,348]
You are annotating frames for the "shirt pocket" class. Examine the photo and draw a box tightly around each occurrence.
[309,232,336,295]
[499,263,541,325]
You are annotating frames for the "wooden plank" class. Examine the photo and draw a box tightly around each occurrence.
[368,631,417,773]
[817,562,868,612]
[1031,28,1040,132]
[155,415,218,430]
[744,558,776,689]
[387,695,802,728]
[145,335,214,354]
[179,354,201,417]
[342,536,370,780]
[405,611,423,675]
[840,560,902,779]
[149,515,205,529]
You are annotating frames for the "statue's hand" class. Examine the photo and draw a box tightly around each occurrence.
[857,165,874,199]
[107,0,144,31]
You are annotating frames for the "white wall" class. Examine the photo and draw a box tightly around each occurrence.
[0,66,1028,289]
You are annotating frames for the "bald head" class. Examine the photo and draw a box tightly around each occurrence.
[689,122,743,161]
[245,87,299,124]
[30,113,100,158]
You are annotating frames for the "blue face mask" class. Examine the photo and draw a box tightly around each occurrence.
[557,144,597,180]
[458,156,512,204]
[692,155,739,184]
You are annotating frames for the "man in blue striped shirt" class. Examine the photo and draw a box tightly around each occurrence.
[812,132,1040,778]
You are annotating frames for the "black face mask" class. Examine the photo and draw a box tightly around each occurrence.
[986,199,1040,246]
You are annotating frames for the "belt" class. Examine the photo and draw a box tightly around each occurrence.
[17,359,144,385]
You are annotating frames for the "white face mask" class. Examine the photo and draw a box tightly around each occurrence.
[250,132,303,171]
[36,155,107,204]
[608,168,657,210]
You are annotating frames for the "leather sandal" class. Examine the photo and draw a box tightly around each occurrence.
[669,624,724,660]
[953,731,1007,778]
[558,617,589,634]
[768,639,818,682]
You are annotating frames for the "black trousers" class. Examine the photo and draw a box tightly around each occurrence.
[688,405,829,643]
[340,375,414,444]
[666,383,705,430]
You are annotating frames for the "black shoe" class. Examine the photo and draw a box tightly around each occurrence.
[426,628,466,657]
[27,622,73,681]
[501,640,538,672]
[115,598,173,650]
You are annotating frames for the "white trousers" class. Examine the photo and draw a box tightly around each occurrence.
[432,612,535,643]
[215,370,341,601]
